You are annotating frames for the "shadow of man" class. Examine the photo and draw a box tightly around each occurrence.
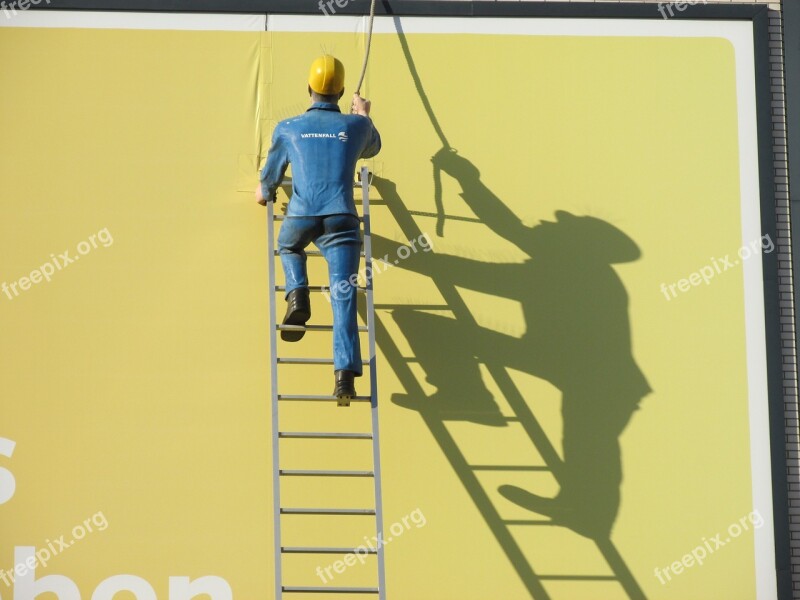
[372,150,651,541]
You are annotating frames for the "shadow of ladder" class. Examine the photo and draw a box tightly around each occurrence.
[363,181,648,600]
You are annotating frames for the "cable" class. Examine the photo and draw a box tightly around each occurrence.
[354,0,377,96]
[354,0,377,184]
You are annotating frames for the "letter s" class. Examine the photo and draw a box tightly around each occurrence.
[0,438,17,505]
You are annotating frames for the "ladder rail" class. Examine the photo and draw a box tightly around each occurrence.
[361,165,388,600]
[267,200,283,600]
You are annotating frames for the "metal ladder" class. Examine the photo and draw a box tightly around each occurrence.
[267,166,386,599]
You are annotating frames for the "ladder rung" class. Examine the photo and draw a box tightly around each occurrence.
[283,587,379,594]
[280,470,374,477]
[538,575,618,581]
[273,215,365,223]
[274,250,366,257]
[281,508,376,515]
[277,325,370,332]
[280,432,373,440]
[282,546,378,554]
[275,286,367,293]
[277,358,370,365]
[278,395,371,402]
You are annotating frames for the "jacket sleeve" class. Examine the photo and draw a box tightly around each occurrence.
[359,117,382,159]
[260,125,290,202]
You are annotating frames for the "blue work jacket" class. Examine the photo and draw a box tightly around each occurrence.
[260,102,382,217]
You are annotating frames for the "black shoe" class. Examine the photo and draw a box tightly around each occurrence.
[281,289,311,342]
[334,370,356,407]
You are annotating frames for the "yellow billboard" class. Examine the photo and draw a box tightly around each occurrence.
[0,9,782,600]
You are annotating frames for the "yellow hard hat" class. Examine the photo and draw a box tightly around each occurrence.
[308,55,345,95]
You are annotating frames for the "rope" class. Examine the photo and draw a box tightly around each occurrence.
[354,0,377,96]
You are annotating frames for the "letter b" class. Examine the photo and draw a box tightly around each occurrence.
[13,547,81,600]
[91,576,156,599]
[0,438,16,505]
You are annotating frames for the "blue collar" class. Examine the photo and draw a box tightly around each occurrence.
[307,102,341,113]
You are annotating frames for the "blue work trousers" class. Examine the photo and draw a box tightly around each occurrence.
[278,214,363,376]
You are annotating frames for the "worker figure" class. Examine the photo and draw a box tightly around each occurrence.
[256,55,381,400]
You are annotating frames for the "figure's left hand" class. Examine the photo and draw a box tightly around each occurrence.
[255,185,267,206]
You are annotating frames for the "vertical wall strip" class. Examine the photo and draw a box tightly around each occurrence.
[766,5,800,598]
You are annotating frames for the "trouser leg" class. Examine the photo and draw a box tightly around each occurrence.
[277,217,320,297]
[316,215,363,376]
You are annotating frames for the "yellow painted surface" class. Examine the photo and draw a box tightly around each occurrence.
[0,24,761,600]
